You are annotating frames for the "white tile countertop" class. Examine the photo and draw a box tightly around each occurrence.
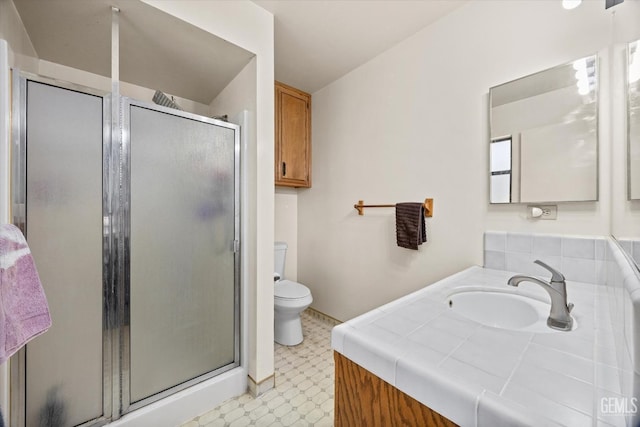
[331,266,628,427]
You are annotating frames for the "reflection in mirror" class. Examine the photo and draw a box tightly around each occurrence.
[489,55,598,204]
[629,39,640,200]
[490,138,512,203]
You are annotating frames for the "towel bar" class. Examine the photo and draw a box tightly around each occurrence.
[354,198,433,217]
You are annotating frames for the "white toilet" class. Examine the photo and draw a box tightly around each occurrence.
[274,242,313,346]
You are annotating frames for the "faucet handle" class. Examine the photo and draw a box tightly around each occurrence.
[534,260,565,282]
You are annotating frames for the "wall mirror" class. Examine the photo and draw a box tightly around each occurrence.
[629,39,640,200]
[489,54,599,204]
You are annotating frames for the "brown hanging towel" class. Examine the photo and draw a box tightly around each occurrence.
[395,202,427,250]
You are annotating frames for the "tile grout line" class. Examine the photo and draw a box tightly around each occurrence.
[184,311,336,427]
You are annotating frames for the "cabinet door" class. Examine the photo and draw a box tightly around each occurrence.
[276,82,311,187]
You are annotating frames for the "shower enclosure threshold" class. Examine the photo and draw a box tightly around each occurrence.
[109,367,247,426]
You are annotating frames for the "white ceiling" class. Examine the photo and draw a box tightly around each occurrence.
[253,0,467,93]
[13,0,254,104]
[13,0,467,102]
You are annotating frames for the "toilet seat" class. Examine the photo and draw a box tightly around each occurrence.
[275,280,311,300]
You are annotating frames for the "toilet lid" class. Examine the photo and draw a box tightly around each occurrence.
[275,280,311,300]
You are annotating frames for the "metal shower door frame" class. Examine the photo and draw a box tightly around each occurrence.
[10,71,242,424]
[118,97,242,415]
[10,71,114,427]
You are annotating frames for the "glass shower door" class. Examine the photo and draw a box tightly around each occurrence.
[13,75,240,424]
[21,80,106,426]
[126,102,239,406]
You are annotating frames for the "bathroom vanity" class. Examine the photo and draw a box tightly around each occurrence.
[334,351,456,426]
[332,233,640,427]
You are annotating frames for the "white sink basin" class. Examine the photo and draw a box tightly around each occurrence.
[445,290,576,333]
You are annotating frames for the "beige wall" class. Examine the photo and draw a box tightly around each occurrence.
[0,0,37,71]
[275,188,298,281]
[291,0,640,322]
[38,60,212,116]
[210,57,257,119]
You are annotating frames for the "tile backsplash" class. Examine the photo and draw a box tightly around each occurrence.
[617,238,640,267]
[484,231,605,284]
[602,237,640,422]
[485,231,640,425]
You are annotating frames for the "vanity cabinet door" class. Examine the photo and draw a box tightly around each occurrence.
[275,81,311,188]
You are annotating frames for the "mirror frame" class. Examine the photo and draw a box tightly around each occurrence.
[628,39,640,200]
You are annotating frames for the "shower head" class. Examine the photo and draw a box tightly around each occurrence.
[212,115,228,122]
[152,90,183,111]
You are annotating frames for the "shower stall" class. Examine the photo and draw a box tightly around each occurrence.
[10,72,240,426]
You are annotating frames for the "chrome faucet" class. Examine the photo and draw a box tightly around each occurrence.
[507,260,574,331]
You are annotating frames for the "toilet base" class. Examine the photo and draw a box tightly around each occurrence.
[274,309,305,346]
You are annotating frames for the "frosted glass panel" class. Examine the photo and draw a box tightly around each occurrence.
[25,82,104,426]
[129,106,236,403]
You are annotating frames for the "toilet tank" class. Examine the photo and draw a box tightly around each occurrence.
[274,241,288,278]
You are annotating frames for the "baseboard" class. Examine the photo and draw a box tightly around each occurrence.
[248,373,275,397]
[306,307,342,326]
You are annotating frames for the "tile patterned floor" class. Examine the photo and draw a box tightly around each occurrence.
[182,310,337,426]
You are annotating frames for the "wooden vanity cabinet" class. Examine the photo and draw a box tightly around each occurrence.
[334,352,457,427]
[275,81,311,188]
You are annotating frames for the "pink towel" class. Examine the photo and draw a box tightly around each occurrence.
[0,224,51,364]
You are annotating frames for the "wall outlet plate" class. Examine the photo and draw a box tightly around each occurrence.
[527,205,558,220]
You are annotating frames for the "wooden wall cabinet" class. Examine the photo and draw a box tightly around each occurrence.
[275,81,311,188]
